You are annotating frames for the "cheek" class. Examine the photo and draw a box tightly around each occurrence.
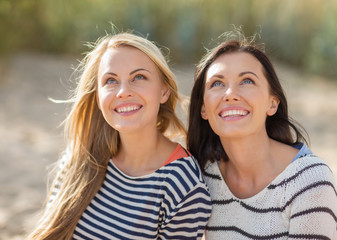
[253,94,273,115]
[145,85,165,105]
[97,90,114,111]
[203,93,218,113]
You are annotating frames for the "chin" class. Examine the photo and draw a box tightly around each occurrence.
[217,130,246,139]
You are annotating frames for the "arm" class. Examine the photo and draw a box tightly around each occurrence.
[287,166,337,239]
[47,148,70,207]
[158,183,212,240]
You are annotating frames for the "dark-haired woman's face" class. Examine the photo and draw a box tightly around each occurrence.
[201,52,280,140]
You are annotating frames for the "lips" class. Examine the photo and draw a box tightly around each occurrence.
[115,104,142,113]
[219,109,249,118]
[219,107,249,120]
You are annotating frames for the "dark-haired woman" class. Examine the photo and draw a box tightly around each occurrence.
[187,34,337,239]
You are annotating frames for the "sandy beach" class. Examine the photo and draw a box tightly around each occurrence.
[0,53,336,239]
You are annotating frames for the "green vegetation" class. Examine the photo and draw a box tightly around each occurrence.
[1,0,336,78]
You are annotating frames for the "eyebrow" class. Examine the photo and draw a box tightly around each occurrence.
[210,74,225,79]
[239,71,259,78]
[130,68,151,75]
[208,71,259,80]
[103,68,151,77]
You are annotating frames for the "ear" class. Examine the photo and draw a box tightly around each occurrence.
[267,96,280,116]
[160,86,170,104]
[201,104,208,120]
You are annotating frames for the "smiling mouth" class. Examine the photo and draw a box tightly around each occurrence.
[219,109,249,118]
[115,105,142,113]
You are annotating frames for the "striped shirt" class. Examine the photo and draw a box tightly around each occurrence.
[72,144,212,239]
[203,145,337,239]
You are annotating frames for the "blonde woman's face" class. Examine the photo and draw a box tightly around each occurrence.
[96,46,170,135]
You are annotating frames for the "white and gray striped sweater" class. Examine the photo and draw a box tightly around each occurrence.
[203,152,337,239]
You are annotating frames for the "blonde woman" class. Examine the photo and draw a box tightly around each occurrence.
[29,32,212,240]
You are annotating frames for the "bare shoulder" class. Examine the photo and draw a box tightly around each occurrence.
[271,139,299,167]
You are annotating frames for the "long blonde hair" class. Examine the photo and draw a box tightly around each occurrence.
[28,32,186,240]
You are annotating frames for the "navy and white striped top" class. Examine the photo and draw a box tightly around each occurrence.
[71,145,212,239]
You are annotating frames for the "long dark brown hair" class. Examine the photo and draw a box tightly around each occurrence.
[187,34,308,170]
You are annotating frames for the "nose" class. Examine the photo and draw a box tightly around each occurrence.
[223,86,240,102]
[116,81,133,98]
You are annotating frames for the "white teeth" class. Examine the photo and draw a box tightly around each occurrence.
[220,110,248,117]
[116,105,140,113]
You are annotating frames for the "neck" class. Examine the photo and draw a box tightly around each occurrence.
[219,132,297,198]
[114,128,176,176]
[221,134,272,177]
[219,132,277,198]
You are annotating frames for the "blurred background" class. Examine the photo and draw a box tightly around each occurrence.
[0,0,336,239]
[1,0,337,76]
